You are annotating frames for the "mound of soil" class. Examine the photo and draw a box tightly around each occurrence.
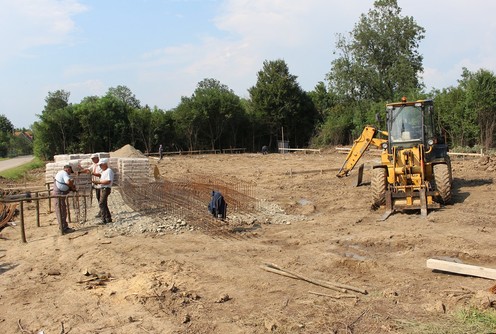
[111,144,146,158]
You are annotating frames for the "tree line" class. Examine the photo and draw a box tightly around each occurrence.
[5,0,495,160]
[0,114,33,158]
[32,59,319,159]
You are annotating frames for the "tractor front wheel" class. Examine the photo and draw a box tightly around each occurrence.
[371,167,387,209]
[433,163,452,204]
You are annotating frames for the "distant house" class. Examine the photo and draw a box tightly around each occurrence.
[14,131,33,142]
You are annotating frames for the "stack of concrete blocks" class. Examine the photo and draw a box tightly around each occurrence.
[46,153,109,193]
[79,152,114,190]
[46,154,87,193]
[117,158,151,186]
[45,153,150,190]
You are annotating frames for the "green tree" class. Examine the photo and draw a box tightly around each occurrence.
[192,78,244,150]
[173,97,202,152]
[129,107,152,152]
[308,82,336,122]
[311,104,353,146]
[433,85,478,148]
[248,59,317,149]
[107,85,141,109]
[238,98,263,151]
[0,114,14,157]
[327,0,425,102]
[99,93,131,152]
[33,90,78,159]
[0,114,14,133]
[463,68,496,150]
[433,68,496,151]
[224,99,248,149]
[33,88,136,159]
[157,110,178,152]
[128,106,167,153]
[73,96,108,153]
[44,90,70,112]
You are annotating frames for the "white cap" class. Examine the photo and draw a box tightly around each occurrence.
[90,153,98,159]
[99,158,109,165]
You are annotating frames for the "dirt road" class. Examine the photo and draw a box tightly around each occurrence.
[0,150,495,333]
[0,155,34,172]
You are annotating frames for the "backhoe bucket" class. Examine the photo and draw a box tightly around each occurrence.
[376,188,440,221]
[355,163,365,187]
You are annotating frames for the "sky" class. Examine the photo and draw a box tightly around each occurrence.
[1,0,496,129]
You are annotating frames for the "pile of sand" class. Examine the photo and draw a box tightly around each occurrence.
[111,144,147,158]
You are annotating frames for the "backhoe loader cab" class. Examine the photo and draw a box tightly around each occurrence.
[388,102,425,146]
[387,99,438,151]
[337,98,452,220]
[385,99,448,162]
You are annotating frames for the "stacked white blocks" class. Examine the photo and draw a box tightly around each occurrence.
[45,153,150,190]
[117,158,151,186]
[45,156,91,192]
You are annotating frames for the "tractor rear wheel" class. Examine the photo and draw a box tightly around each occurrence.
[371,167,387,209]
[433,163,452,204]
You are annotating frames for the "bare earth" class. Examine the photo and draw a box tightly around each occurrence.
[1,150,495,334]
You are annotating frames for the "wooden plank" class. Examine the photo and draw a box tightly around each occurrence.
[426,258,496,280]
[336,148,484,157]
[447,152,484,157]
[278,148,321,153]
[222,148,246,153]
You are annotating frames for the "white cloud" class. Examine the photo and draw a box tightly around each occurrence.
[137,0,367,103]
[63,79,106,97]
[5,0,496,128]
[401,0,496,89]
[0,0,87,64]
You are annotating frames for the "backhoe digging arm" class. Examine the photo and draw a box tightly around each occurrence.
[336,126,387,178]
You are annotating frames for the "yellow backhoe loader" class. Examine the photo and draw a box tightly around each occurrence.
[337,97,452,220]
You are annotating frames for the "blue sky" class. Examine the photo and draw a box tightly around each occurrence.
[2,0,496,129]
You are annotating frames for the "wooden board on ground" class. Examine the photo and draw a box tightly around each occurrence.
[427,258,496,280]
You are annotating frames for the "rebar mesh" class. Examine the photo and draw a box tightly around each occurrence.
[119,174,258,236]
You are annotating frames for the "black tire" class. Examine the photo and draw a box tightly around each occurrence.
[446,156,453,185]
[433,163,452,204]
[371,167,387,209]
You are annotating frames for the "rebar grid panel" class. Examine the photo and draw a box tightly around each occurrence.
[119,174,258,236]
[0,202,18,230]
[188,174,257,212]
[68,189,89,225]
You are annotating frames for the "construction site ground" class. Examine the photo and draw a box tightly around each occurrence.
[1,149,495,334]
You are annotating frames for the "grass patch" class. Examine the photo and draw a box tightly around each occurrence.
[0,157,45,180]
[455,307,496,332]
[399,307,496,334]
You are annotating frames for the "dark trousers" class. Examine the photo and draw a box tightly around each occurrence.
[53,189,69,229]
[99,188,112,223]
[95,188,101,202]
[94,187,101,215]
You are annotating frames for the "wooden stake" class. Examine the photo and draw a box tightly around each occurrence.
[46,183,52,213]
[66,196,72,225]
[68,231,88,240]
[58,196,64,235]
[261,263,368,295]
[309,291,358,299]
[20,200,26,243]
[35,193,40,227]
